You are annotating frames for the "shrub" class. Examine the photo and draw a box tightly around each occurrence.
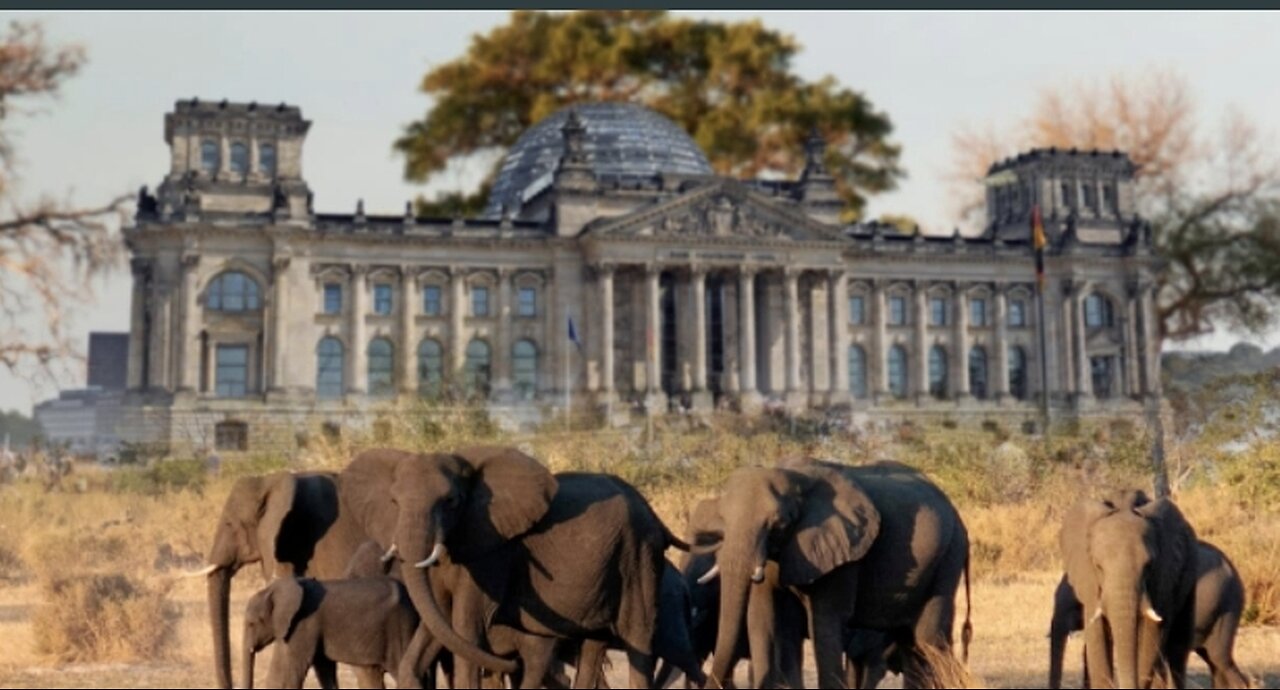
[32,572,178,662]
[109,458,207,495]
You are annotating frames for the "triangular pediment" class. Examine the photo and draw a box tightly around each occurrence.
[584,179,845,243]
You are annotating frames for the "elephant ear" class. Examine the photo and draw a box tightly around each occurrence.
[269,578,306,642]
[257,472,298,579]
[1059,497,1116,608]
[688,497,725,552]
[451,446,557,560]
[1136,498,1198,612]
[778,461,881,587]
[338,449,407,549]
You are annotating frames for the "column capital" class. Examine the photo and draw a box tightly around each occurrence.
[271,255,291,272]
[826,266,847,281]
[689,263,709,279]
[593,261,617,277]
[351,262,371,277]
[739,265,758,279]
[181,253,201,270]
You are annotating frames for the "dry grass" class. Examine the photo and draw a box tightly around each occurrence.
[0,408,1276,687]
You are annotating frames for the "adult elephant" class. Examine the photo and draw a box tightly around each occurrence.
[338,446,674,689]
[1059,489,1199,689]
[694,459,972,689]
[189,471,372,690]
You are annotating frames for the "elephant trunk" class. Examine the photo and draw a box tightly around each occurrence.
[1106,584,1142,689]
[708,528,764,688]
[398,548,518,675]
[207,567,234,690]
[240,629,257,690]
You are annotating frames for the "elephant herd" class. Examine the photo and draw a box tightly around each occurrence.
[191,446,1253,689]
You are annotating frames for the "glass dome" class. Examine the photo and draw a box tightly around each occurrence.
[482,102,713,219]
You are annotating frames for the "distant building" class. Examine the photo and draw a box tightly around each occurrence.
[119,98,1162,453]
[33,387,124,461]
[88,332,129,391]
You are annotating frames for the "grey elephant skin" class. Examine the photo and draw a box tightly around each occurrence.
[1050,539,1251,689]
[1059,490,1200,689]
[200,471,370,690]
[242,577,420,689]
[694,459,972,689]
[338,446,678,688]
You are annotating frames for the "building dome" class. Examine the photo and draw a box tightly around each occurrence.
[483,102,713,218]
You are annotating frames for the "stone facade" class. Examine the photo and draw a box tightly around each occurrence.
[121,99,1162,453]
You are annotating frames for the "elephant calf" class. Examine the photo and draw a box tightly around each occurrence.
[242,577,421,689]
[1049,539,1253,689]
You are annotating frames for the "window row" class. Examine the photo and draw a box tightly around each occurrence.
[846,344,1030,402]
[321,282,539,318]
[200,139,276,175]
[314,337,540,400]
[847,294,1028,328]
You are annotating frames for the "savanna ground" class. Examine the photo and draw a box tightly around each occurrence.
[1,385,1278,688]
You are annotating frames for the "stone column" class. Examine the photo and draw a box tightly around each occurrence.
[449,267,467,387]
[400,268,419,396]
[914,282,929,403]
[348,265,368,394]
[1124,287,1141,397]
[126,259,150,390]
[872,280,889,400]
[738,268,761,410]
[828,270,850,404]
[994,287,1010,401]
[269,255,290,395]
[176,254,201,394]
[1139,283,1160,399]
[784,268,803,407]
[1074,283,1093,401]
[954,287,970,399]
[644,264,666,410]
[493,268,512,400]
[690,266,712,411]
[147,283,171,392]
[598,265,616,404]
[219,136,230,177]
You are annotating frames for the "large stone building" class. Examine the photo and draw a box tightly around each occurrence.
[121,99,1161,452]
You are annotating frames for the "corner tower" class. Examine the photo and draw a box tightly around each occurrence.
[985,148,1140,245]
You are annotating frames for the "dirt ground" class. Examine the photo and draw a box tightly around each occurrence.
[0,571,1276,689]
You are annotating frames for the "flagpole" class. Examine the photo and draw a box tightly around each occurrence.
[1032,204,1053,442]
[564,322,571,433]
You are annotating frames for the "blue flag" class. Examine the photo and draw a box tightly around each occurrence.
[567,316,583,352]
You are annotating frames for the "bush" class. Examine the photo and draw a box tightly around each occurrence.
[32,572,178,662]
[109,458,207,495]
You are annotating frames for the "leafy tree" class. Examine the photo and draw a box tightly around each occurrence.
[395,10,902,221]
[949,68,1280,342]
[0,21,126,379]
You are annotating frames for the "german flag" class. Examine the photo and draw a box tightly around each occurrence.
[1032,204,1047,289]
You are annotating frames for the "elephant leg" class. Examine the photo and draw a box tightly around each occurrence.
[806,578,855,690]
[1083,620,1113,690]
[450,588,489,689]
[1201,616,1251,689]
[573,640,608,689]
[745,581,778,687]
[624,646,655,690]
[355,665,386,689]
[1163,602,1196,689]
[516,635,558,690]
[396,628,438,689]
[313,655,339,690]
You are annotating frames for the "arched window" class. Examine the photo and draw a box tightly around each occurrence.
[367,338,394,398]
[316,337,344,399]
[1009,346,1028,401]
[201,139,219,173]
[258,143,276,175]
[848,345,868,400]
[969,346,989,400]
[1084,293,1115,329]
[464,339,491,397]
[928,345,948,399]
[417,339,444,398]
[207,271,261,312]
[229,142,249,174]
[888,345,909,400]
[512,339,538,400]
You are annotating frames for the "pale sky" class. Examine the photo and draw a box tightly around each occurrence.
[4,10,1280,414]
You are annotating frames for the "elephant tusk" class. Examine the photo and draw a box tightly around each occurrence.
[1088,607,1104,626]
[696,564,720,585]
[1144,606,1163,623]
[751,565,765,583]
[182,563,220,578]
[414,543,444,569]
[381,543,399,564]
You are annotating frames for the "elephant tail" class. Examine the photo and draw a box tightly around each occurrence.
[961,552,973,666]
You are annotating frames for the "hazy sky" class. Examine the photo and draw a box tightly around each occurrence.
[4,10,1280,413]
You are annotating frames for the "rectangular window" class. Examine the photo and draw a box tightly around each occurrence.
[258,143,276,175]
[472,286,490,317]
[1008,299,1026,327]
[214,421,248,451]
[215,344,248,398]
[1061,181,1075,209]
[849,295,865,325]
[422,285,442,316]
[1103,183,1117,214]
[518,287,537,317]
[323,283,342,315]
[888,296,907,326]
[929,297,947,326]
[1083,183,1097,212]
[374,283,393,315]
[970,298,987,327]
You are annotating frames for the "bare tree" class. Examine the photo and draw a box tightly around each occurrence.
[948,67,1280,341]
[0,21,127,380]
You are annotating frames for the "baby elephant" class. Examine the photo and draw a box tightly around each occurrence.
[242,577,420,689]
[1049,540,1252,689]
